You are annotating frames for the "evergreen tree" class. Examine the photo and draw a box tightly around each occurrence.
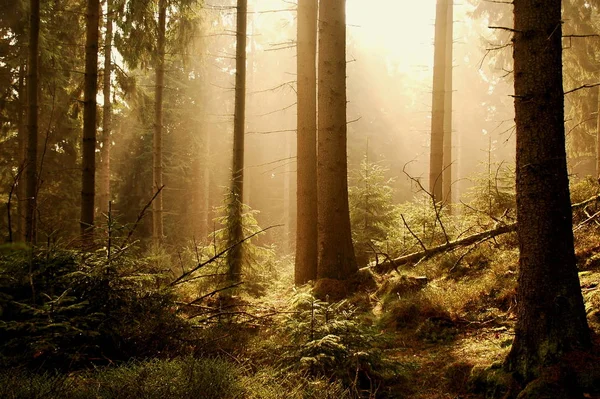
[506,0,591,384]
[316,0,357,281]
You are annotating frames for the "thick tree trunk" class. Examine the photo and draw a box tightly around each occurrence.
[226,0,247,283]
[81,0,100,242]
[98,0,112,219]
[295,0,318,284]
[152,0,166,249]
[317,0,357,280]
[429,0,450,202]
[442,1,453,207]
[505,0,591,383]
[25,0,39,245]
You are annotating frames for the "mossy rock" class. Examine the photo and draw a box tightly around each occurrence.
[444,361,474,393]
[377,274,428,298]
[468,363,513,399]
[515,377,573,399]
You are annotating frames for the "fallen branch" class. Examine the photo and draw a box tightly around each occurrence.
[368,192,600,275]
[366,223,517,275]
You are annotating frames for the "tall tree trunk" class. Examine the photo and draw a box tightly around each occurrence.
[317,0,357,280]
[152,0,166,249]
[429,0,450,202]
[596,85,600,178]
[25,0,39,245]
[17,61,26,242]
[442,1,453,207]
[99,0,112,219]
[81,0,100,241]
[295,0,318,284]
[226,0,247,283]
[505,0,591,384]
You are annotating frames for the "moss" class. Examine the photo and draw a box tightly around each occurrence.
[444,361,474,393]
[468,363,513,399]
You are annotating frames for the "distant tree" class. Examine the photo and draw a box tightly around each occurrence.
[441,1,453,206]
[25,0,40,244]
[429,0,452,203]
[505,0,591,384]
[316,0,357,280]
[152,0,166,249]
[81,0,100,241]
[294,0,318,285]
[226,0,247,283]
[98,0,113,219]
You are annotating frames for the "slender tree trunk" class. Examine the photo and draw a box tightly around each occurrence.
[295,0,318,284]
[505,0,591,384]
[596,85,600,178]
[317,0,357,280]
[442,1,453,207]
[153,0,166,249]
[25,0,39,245]
[17,61,26,242]
[226,0,247,283]
[99,0,113,218]
[429,0,450,202]
[81,0,100,242]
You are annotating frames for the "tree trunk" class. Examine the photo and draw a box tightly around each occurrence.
[98,0,112,219]
[596,85,600,178]
[442,1,453,207]
[25,0,39,245]
[295,0,318,284]
[17,60,26,242]
[81,0,100,242]
[505,0,591,383]
[429,0,450,202]
[226,0,247,283]
[152,0,166,249]
[317,0,357,280]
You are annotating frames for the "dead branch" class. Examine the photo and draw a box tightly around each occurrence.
[366,223,517,275]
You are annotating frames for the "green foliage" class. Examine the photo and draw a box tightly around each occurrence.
[463,161,515,222]
[0,357,244,399]
[208,192,277,296]
[349,157,396,266]
[277,289,397,394]
[0,246,191,370]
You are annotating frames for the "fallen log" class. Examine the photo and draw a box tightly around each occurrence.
[367,223,517,274]
[366,193,600,275]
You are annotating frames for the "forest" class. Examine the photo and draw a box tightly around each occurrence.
[1,0,600,397]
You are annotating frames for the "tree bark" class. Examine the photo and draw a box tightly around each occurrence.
[17,60,26,242]
[317,0,358,280]
[152,0,166,250]
[505,0,591,383]
[25,0,39,244]
[295,0,318,285]
[442,1,453,207]
[429,0,450,203]
[99,0,113,219]
[81,0,100,242]
[226,0,247,283]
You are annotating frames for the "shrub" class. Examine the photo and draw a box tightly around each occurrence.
[0,246,191,370]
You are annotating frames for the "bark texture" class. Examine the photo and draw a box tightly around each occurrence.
[317,0,357,280]
[25,0,39,244]
[81,0,100,241]
[295,0,318,284]
[429,0,450,202]
[152,0,166,249]
[226,0,247,283]
[442,1,453,206]
[506,0,591,383]
[99,0,112,218]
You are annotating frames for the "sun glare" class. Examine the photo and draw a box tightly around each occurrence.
[346,0,437,73]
